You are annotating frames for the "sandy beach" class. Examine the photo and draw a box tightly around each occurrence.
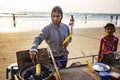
[0,27,120,80]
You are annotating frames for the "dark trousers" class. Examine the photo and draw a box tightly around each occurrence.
[50,55,68,68]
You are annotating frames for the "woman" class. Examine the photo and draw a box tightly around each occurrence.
[29,6,73,68]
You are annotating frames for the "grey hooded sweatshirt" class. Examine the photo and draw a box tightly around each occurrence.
[30,22,71,56]
[30,6,71,56]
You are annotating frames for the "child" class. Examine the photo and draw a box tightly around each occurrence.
[98,23,119,63]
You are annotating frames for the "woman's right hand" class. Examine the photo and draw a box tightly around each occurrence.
[29,51,37,62]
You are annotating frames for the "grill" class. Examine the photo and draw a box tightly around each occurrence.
[18,62,55,80]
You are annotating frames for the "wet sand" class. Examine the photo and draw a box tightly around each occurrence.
[0,27,120,80]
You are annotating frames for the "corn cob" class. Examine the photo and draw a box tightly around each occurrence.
[62,34,72,48]
[36,63,41,76]
[81,50,93,72]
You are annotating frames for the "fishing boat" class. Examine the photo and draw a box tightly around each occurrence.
[6,48,120,80]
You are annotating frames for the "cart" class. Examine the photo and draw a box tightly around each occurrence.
[6,48,120,80]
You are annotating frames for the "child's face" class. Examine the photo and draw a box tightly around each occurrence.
[105,26,115,35]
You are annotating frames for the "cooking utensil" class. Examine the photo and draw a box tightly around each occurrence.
[47,47,62,80]
[92,62,110,72]
[18,62,55,80]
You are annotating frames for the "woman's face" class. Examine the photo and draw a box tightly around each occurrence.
[51,11,62,25]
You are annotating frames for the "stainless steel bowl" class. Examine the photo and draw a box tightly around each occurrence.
[92,62,110,72]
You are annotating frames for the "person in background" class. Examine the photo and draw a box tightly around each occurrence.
[12,14,16,28]
[97,23,119,63]
[115,15,118,25]
[29,6,74,68]
[69,15,74,34]
[110,15,113,22]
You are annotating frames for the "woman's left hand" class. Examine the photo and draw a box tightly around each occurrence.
[62,41,69,48]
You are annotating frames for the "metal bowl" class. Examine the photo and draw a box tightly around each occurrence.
[18,62,55,80]
[92,62,110,72]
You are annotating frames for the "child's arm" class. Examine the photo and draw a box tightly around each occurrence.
[113,37,119,52]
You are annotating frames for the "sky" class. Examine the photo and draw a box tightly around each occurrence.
[0,0,120,13]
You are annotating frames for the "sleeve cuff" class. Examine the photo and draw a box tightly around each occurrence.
[29,49,38,53]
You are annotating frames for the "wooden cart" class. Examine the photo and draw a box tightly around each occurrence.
[6,48,120,80]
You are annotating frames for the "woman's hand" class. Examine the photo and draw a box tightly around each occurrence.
[62,41,69,48]
[29,51,37,62]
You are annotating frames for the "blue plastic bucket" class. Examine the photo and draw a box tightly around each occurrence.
[100,71,110,80]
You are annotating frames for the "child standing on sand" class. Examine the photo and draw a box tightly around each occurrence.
[98,23,119,63]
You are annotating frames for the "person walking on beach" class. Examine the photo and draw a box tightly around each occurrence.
[115,15,118,25]
[29,6,74,68]
[69,15,74,34]
[110,15,113,22]
[85,15,87,24]
[12,14,16,28]
[97,23,119,63]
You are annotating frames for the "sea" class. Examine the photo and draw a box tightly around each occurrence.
[0,12,120,32]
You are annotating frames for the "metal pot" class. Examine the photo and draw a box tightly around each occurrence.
[92,62,110,72]
[18,62,55,80]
